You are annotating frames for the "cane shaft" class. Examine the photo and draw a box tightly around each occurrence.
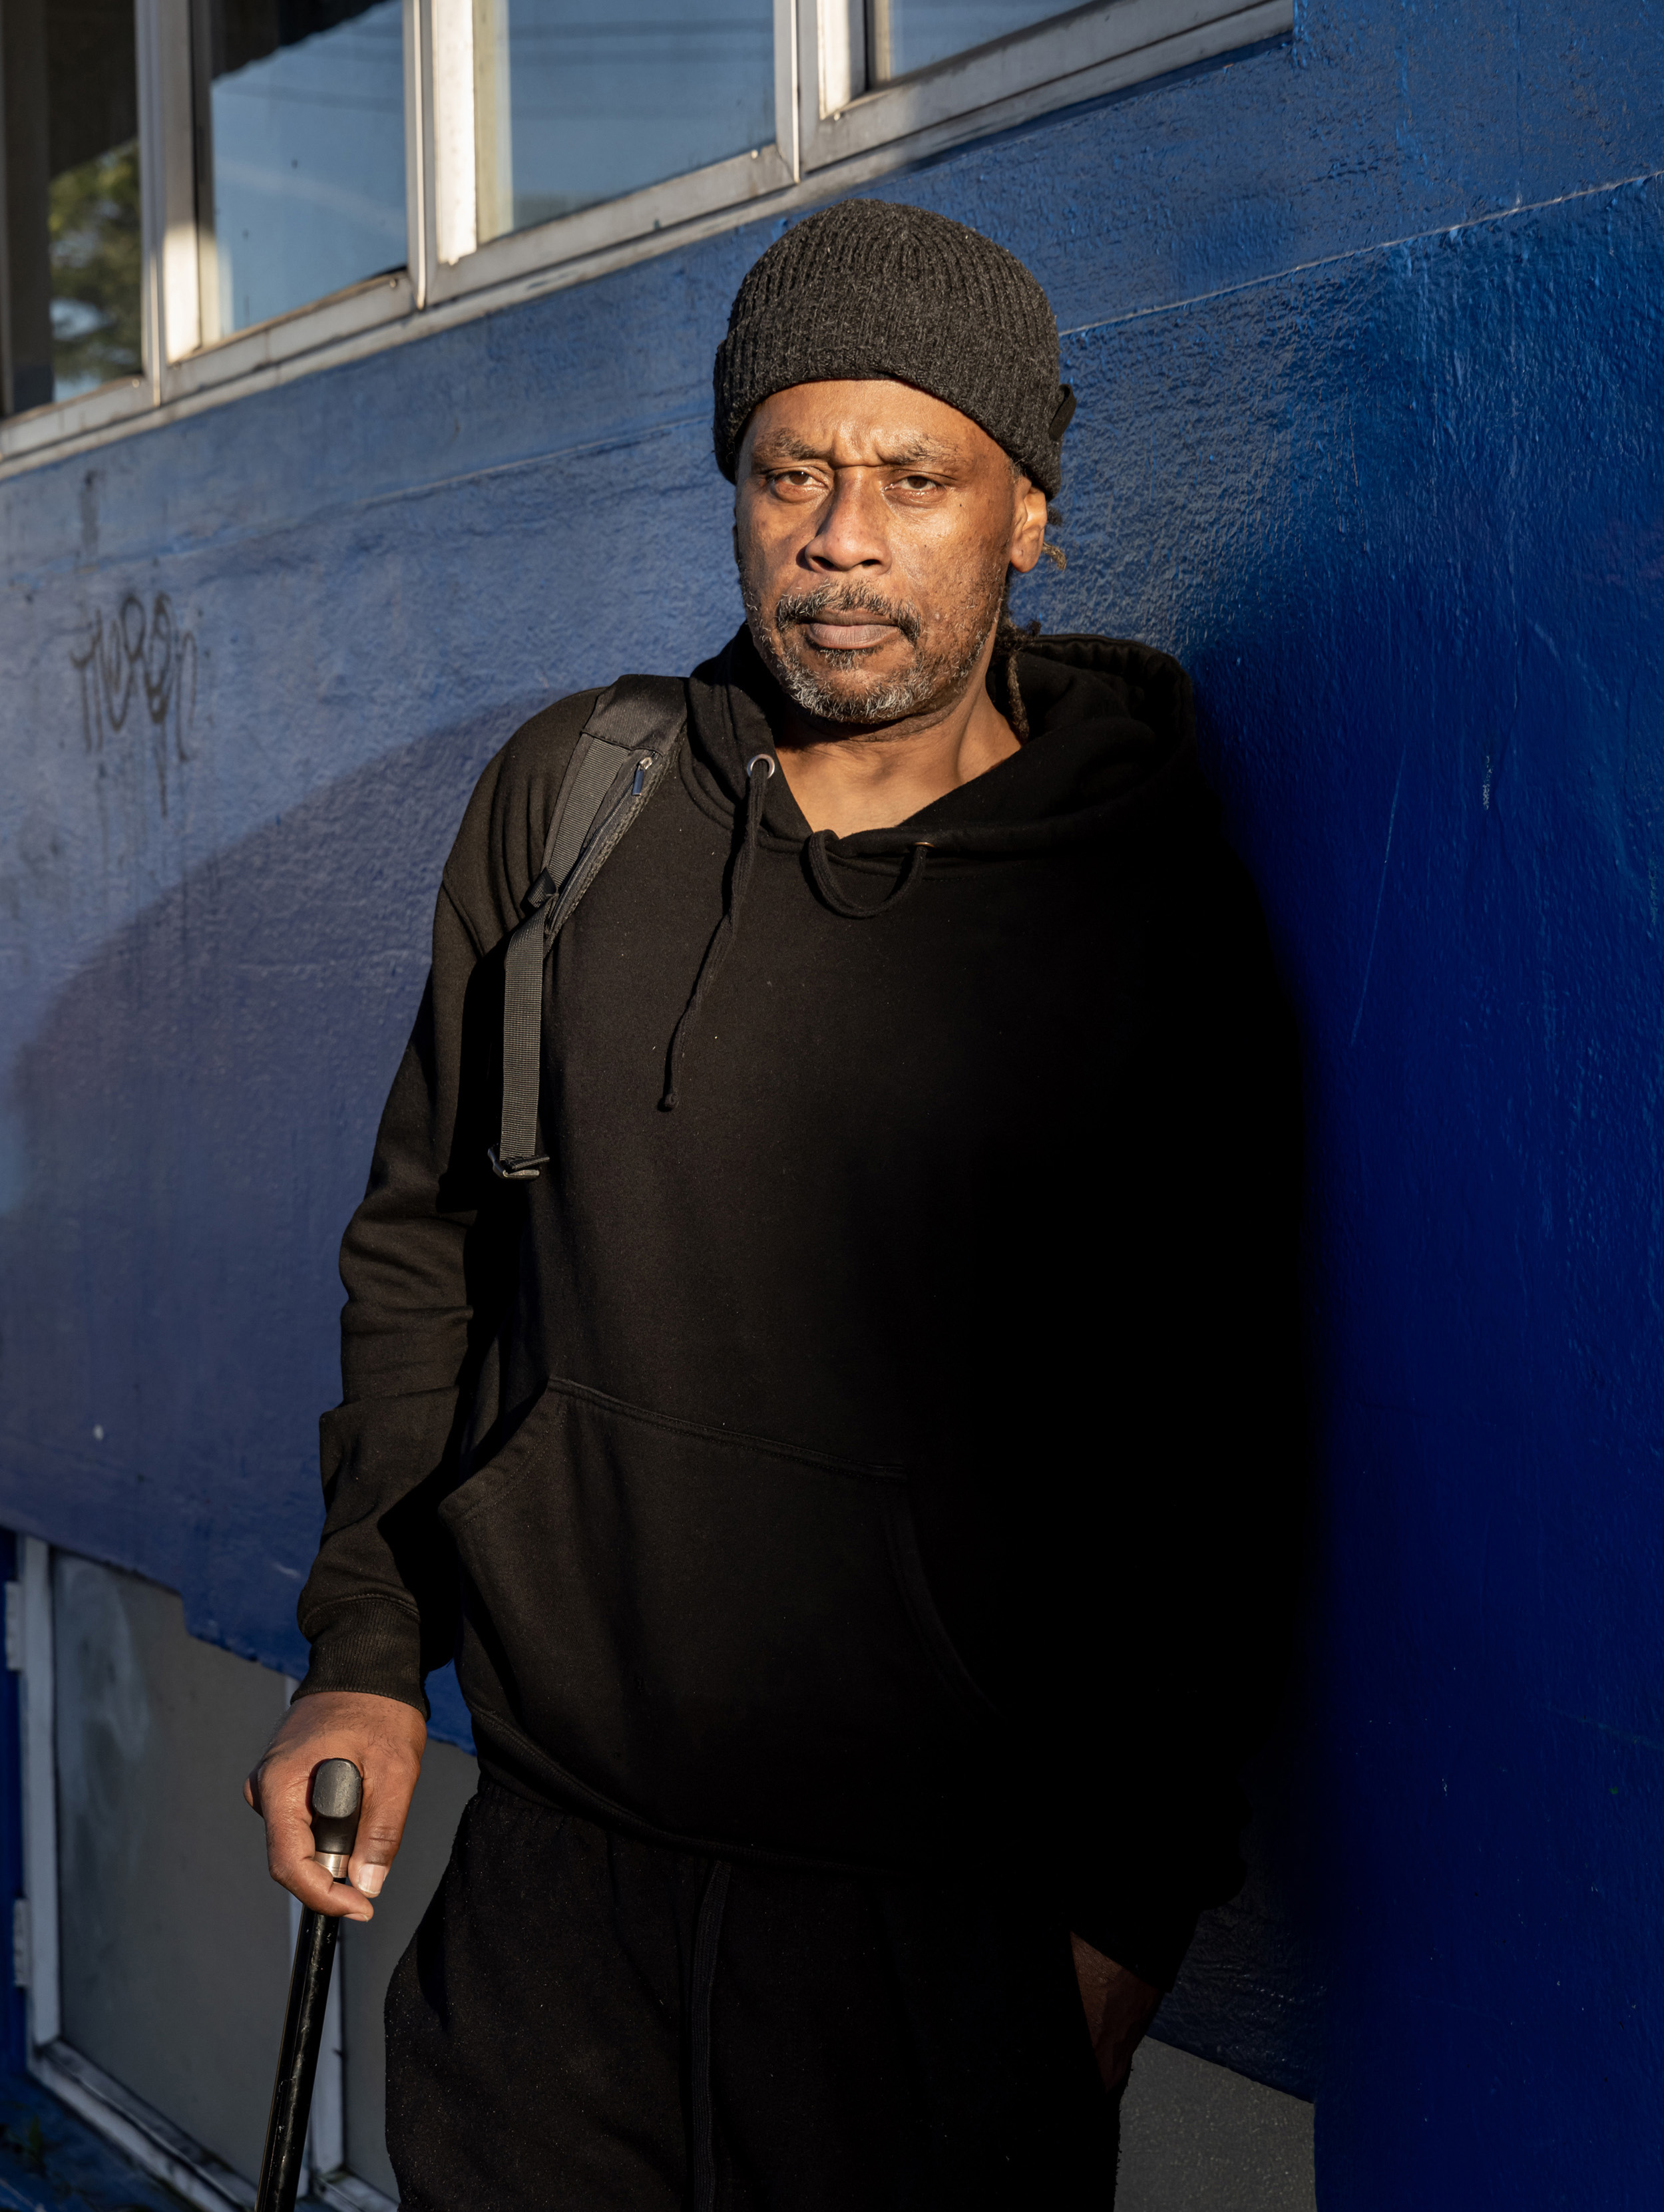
[256,1906,340,2212]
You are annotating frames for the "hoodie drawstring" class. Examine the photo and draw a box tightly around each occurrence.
[805,830,932,918]
[660,757,933,1109]
[661,753,774,1110]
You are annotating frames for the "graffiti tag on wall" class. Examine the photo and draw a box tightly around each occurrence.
[71,593,198,815]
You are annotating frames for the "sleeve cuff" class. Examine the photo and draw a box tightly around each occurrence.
[293,1595,432,1721]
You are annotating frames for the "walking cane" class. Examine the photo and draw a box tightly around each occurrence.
[256,1758,363,2212]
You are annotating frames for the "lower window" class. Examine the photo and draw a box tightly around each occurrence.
[9,1539,477,2210]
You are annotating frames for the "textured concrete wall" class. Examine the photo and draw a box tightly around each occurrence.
[1,2,1659,2200]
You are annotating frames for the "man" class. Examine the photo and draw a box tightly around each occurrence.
[249,199,1302,2208]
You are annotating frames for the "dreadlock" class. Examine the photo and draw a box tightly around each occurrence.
[994,602,1041,744]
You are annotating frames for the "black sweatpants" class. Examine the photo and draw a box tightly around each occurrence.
[386,1779,1123,2210]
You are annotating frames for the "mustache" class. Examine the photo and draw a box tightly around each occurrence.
[773,584,922,646]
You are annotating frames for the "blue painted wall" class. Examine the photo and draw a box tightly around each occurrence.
[2,1,1661,2199]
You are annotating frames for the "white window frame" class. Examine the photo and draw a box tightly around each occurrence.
[1,0,1289,470]
[800,0,1292,168]
[420,0,801,304]
[7,1538,394,2212]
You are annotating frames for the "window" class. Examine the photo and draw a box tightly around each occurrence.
[0,0,1289,455]
[799,0,1290,168]
[869,0,1074,83]
[0,0,144,414]
[192,0,409,339]
[483,0,778,237]
[7,1537,481,2212]
[427,0,799,285]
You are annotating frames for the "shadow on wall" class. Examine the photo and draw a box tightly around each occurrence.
[0,700,540,1711]
[1060,180,1664,2183]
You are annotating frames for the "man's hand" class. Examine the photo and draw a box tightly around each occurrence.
[1072,1934,1162,2092]
[246,1690,427,1921]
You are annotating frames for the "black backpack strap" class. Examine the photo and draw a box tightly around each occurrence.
[489,675,686,1179]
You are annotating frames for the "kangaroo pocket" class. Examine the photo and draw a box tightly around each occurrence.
[439,1377,995,1865]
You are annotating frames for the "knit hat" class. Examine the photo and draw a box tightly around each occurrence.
[713,200,1076,496]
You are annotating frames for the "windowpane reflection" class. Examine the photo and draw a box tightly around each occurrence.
[197,0,407,339]
[867,0,1074,83]
[0,0,143,413]
[476,0,777,248]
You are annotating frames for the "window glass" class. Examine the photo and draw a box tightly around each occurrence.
[52,1555,292,2182]
[196,0,407,339]
[475,0,776,248]
[867,0,1074,83]
[0,0,142,413]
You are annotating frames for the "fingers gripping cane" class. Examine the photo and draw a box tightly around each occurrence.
[256,1759,363,2212]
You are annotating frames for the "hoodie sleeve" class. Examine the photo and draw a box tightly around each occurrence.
[293,693,597,1715]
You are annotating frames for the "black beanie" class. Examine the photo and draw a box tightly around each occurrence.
[713,199,1076,497]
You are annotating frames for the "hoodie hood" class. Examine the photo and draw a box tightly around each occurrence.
[684,624,1211,860]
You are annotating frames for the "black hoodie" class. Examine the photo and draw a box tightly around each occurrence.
[296,628,1303,1988]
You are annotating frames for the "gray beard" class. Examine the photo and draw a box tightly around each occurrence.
[741,576,1000,728]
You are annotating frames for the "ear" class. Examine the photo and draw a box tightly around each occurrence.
[1006,474,1049,576]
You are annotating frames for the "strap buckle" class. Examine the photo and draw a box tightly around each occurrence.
[487,1146,549,1182]
[520,867,557,917]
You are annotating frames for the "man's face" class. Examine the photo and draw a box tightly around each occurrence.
[734,379,1046,729]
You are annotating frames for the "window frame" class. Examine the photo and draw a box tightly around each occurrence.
[799,0,1292,169]
[419,0,801,306]
[0,0,1291,468]
[156,0,423,389]
[9,1536,395,2212]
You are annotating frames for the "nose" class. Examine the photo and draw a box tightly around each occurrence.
[801,469,888,574]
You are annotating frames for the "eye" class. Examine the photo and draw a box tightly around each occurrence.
[893,473,942,492]
[768,468,821,489]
